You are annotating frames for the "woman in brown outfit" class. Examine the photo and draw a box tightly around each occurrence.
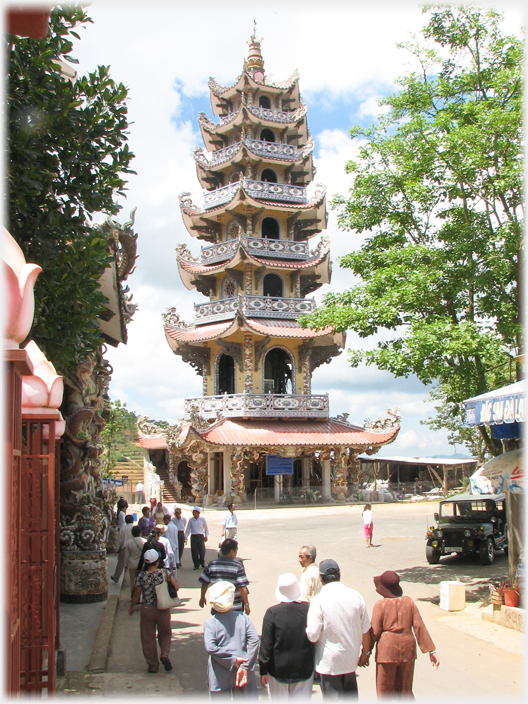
[370,571,439,697]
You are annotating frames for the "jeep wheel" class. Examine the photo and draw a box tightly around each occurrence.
[426,545,441,564]
[479,538,494,565]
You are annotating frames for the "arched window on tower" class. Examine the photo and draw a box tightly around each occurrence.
[263,273,283,297]
[218,354,235,395]
[260,129,275,143]
[261,168,277,183]
[261,217,280,240]
[264,348,294,395]
[259,95,271,109]
[222,276,238,298]
[226,221,242,240]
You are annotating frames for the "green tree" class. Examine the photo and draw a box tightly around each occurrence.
[100,400,137,475]
[7,5,135,375]
[301,5,523,457]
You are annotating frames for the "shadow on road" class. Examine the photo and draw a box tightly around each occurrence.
[397,551,509,603]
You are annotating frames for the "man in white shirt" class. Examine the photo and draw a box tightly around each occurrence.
[306,559,372,698]
[157,523,176,573]
[163,514,179,569]
[136,480,145,504]
[172,507,186,568]
[111,514,134,583]
[220,502,238,542]
[123,525,146,596]
[298,544,322,602]
[184,506,209,569]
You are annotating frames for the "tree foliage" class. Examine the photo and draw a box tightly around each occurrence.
[301,5,523,456]
[100,400,137,475]
[7,6,135,374]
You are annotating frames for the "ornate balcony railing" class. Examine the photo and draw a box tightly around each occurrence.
[194,295,316,324]
[203,179,307,210]
[201,237,309,265]
[195,139,313,171]
[203,182,240,209]
[243,180,307,204]
[247,103,307,124]
[185,393,329,419]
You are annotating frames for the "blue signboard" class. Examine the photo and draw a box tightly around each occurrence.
[464,390,524,426]
[102,478,124,487]
[266,455,294,476]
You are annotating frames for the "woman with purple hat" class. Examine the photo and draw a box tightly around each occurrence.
[370,571,439,697]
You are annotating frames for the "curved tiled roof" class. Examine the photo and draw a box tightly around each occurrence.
[199,417,400,449]
[178,249,328,275]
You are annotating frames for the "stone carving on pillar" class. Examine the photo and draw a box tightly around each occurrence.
[303,356,311,394]
[244,263,252,295]
[347,450,360,484]
[244,334,253,392]
[187,443,209,504]
[59,348,115,602]
[230,448,248,503]
[331,447,348,502]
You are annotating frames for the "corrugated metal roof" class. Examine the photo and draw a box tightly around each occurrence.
[200,418,399,448]
[359,455,478,466]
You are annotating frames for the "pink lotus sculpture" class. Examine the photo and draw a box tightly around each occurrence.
[3,226,42,349]
[21,341,65,438]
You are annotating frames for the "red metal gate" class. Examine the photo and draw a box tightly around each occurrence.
[19,412,59,693]
[5,350,32,695]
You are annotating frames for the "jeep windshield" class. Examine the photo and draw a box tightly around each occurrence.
[438,499,496,522]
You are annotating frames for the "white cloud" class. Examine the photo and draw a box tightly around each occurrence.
[30,0,522,459]
[358,96,390,119]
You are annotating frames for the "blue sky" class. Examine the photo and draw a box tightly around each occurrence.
[5,0,524,459]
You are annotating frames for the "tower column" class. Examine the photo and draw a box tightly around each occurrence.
[274,475,282,502]
[208,452,215,498]
[244,334,253,393]
[223,449,232,497]
[322,459,331,500]
[302,457,310,489]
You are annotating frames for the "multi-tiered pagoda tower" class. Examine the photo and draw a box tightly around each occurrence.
[146,30,399,504]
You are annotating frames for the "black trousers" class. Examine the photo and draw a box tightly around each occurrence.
[178,530,185,565]
[190,534,206,568]
[319,672,358,699]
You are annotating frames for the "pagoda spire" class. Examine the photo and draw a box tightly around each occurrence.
[246,21,264,77]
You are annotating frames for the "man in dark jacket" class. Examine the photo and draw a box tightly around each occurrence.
[259,573,314,697]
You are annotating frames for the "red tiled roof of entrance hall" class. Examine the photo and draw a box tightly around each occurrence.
[200,418,399,448]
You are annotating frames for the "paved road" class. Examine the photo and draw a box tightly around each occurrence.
[61,502,524,699]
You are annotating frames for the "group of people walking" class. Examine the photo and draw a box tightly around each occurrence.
[115,499,439,698]
[202,544,439,699]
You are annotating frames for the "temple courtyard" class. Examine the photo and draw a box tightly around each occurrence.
[57,502,523,699]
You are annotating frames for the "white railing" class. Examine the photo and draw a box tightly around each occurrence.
[194,295,316,324]
[202,179,307,210]
[185,393,329,419]
[243,180,307,204]
[200,237,309,264]
[203,182,240,209]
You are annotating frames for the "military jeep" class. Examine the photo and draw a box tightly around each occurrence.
[426,492,507,565]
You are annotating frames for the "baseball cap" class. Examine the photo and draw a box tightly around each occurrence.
[319,559,340,576]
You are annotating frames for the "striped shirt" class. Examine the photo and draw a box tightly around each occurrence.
[199,557,249,611]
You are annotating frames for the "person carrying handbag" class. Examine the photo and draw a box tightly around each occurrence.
[129,548,179,673]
